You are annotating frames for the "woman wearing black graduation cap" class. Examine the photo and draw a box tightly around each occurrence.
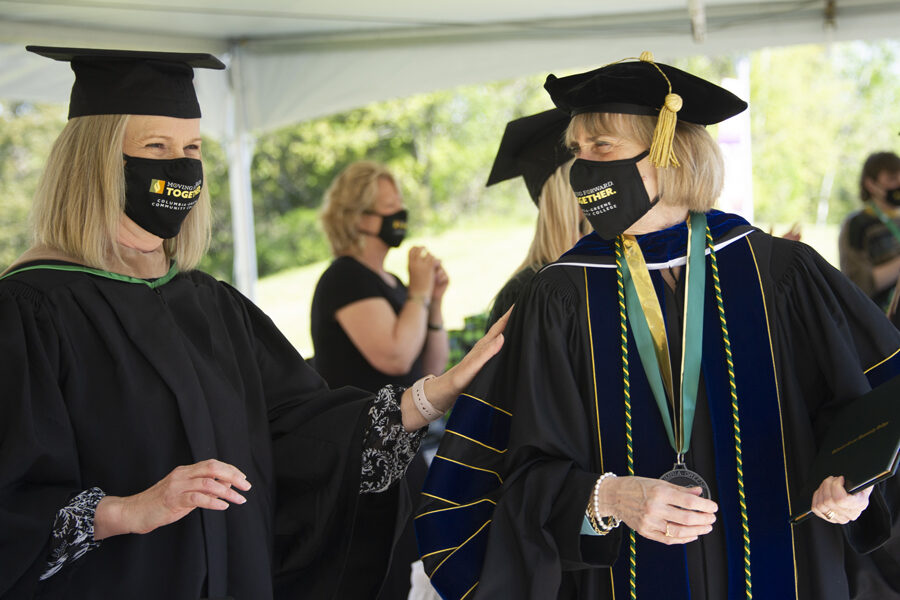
[416,52,900,599]
[484,108,591,329]
[0,46,506,600]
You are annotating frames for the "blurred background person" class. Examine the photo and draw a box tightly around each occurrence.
[839,151,900,310]
[312,160,449,390]
[485,108,591,329]
[311,160,449,599]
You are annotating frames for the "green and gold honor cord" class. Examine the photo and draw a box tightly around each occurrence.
[613,216,752,599]
[706,226,752,599]
[614,238,638,599]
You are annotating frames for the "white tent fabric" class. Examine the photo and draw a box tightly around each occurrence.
[1,0,898,295]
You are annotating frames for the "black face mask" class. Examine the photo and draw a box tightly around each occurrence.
[363,208,408,247]
[569,149,658,240]
[886,187,900,207]
[123,154,203,239]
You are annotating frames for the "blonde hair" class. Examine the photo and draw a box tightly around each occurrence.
[320,161,397,256]
[518,159,591,273]
[31,114,211,271]
[565,112,724,212]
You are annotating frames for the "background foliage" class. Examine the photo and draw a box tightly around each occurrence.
[1,40,898,284]
[0,102,65,268]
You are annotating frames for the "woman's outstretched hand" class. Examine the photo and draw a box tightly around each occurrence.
[444,306,510,392]
[400,307,511,431]
[94,459,251,540]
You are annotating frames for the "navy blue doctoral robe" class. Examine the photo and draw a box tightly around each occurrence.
[417,212,900,600]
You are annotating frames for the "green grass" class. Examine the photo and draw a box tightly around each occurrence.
[256,219,840,357]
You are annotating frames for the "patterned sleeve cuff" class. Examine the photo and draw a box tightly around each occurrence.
[360,384,427,494]
[40,487,106,581]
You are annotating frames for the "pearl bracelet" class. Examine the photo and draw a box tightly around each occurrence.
[411,375,442,422]
[585,472,621,535]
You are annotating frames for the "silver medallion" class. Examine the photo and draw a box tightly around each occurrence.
[660,463,711,499]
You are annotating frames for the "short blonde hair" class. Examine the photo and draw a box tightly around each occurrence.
[320,161,397,256]
[31,114,211,271]
[518,159,591,272]
[565,112,723,212]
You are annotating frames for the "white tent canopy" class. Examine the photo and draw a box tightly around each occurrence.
[1,0,898,295]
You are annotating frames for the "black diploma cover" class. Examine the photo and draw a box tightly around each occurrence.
[791,374,900,523]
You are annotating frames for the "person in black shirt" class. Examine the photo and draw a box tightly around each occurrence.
[312,160,449,392]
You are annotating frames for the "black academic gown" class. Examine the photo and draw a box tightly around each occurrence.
[0,261,400,600]
[416,211,900,600]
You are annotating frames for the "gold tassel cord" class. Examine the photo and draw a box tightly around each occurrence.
[595,51,683,168]
[638,51,682,169]
[649,93,682,168]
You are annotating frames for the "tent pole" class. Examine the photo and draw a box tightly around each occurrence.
[224,43,259,299]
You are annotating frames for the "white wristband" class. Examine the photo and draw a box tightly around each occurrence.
[411,375,442,422]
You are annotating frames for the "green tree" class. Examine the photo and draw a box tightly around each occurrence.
[0,101,66,267]
[246,75,550,276]
[196,136,234,282]
[750,42,900,225]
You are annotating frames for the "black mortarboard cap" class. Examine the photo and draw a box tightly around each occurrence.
[26,46,225,119]
[544,51,748,167]
[544,56,746,125]
[486,108,572,205]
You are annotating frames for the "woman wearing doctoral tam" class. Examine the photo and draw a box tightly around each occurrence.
[0,46,505,600]
[416,53,900,599]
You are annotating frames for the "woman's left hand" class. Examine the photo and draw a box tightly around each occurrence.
[432,262,449,303]
[442,306,509,392]
[811,476,873,524]
[400,307,510,431]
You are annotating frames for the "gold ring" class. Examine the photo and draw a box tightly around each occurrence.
[825,510,835,520]
[665,523,673,537]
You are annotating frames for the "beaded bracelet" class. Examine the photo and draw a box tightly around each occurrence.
[411,374,442,422]
[585,472,621,535]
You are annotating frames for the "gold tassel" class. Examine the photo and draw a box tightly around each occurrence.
[649,93,682,168]
[637,51,681,168]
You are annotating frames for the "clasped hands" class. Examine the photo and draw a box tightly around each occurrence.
[595,474,871,546]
